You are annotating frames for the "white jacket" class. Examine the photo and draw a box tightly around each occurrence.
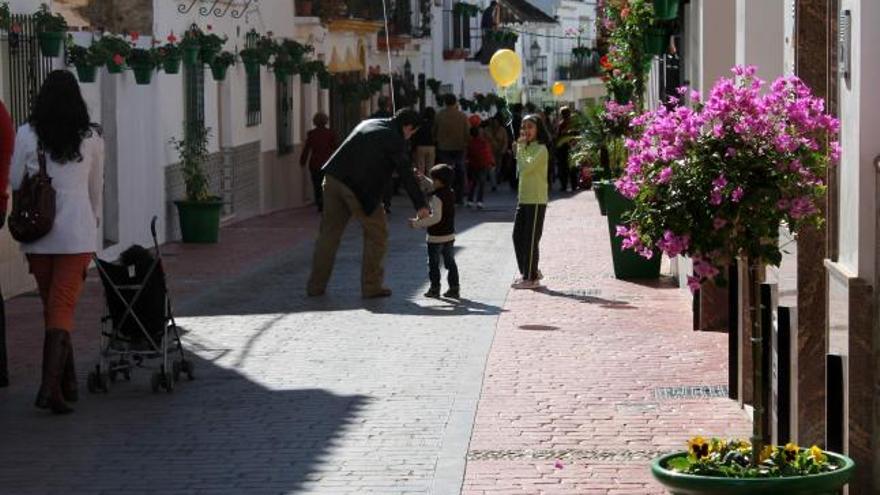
[10,124,104,254]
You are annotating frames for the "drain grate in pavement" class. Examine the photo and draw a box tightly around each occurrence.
[467,449,668,462]
[653,385,729,400]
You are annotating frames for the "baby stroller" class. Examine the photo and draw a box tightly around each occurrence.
[87,216,193,394]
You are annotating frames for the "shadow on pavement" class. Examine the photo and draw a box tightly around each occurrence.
[0,352,368,494]
[534,286,634,308]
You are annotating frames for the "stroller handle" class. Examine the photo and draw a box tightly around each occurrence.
[150,216,159,246]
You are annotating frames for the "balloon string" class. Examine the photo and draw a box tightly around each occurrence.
[381,0,397,113]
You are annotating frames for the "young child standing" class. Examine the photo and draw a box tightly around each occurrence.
[511,114,550,289]
[410,164,460,298]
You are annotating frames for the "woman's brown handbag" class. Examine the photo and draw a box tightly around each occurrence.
[8,148,55,243]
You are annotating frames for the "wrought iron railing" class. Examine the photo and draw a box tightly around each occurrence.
[554,52,600,81]
[7,14,53,127]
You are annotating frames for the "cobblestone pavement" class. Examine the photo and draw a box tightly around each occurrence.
[0,192,516,495]
[462,190,752,494]
[1,188,749,495]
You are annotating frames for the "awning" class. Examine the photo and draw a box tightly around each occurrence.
[499,0,557,24]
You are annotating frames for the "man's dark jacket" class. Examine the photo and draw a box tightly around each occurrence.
[322,118,426,215]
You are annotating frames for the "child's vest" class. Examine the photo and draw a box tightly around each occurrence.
[428,187,455,237]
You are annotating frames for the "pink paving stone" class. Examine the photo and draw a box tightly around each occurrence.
[463,191,751,494]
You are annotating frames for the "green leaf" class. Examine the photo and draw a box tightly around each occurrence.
[667,457,693,471]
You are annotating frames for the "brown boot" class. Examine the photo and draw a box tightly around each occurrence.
[61,337,78,403]
[34,329,73,414]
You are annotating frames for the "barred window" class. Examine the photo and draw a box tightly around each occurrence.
[247,69,261,126]
[184,64,205,141]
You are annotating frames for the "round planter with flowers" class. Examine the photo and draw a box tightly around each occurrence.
[180,27,201,67]
[127,47,157,85]
[198,25,227,66]
[158,33,182,74]
[209,51,234,81]
[67,42,108,84]
[613,65,850,492]
[95,34,131,74]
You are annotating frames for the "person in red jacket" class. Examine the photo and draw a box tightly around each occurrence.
[0,99,13,388]
[300,112,337,212]
[466,126,494,209]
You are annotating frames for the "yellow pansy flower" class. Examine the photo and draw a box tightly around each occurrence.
[784,443,800,462]
[810,445,826,464]
[760,445,776,462]
[688,436,709,460]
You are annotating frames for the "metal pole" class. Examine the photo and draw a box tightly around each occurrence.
[749,261,764,465]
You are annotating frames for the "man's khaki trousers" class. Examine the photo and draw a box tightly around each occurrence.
[307,175,389,296]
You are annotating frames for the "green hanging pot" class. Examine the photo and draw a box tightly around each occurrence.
[243,58,260,76]
[300,71,313,84]
[275,68,290,82]
[37,31,64,58]
[182,45,200,66]
[200,47,218,66]
[74,64,98,83]
[606,186,661,279]
[106,60,125,74]
[163,56,182,74]
[210,64,229,82]
[131,64,154,85]
[644,27,669,57]
[653,0,679,21]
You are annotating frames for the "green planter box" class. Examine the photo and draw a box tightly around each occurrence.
[182,45,200,67]
[653,0,680,20]
[175,200,223,244]
[37,31,64,58]
[163,57,182,74]
[210,64,229,81]
[75,64,98,83]
[651,451,855,495]
[606,186,661,279]
[131,64,154,85]
[594,180,609,216]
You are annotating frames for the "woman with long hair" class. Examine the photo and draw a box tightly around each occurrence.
[10,70,104,414]
[510,114,550,289]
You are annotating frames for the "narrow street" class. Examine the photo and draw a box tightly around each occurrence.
[0,189,748,494]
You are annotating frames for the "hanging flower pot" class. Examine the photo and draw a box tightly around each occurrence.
[644,27,669,57]
[37,31,65,58]
[200,47,218,66]
[182,45,200,66]
[210,64,228,81]
[243,58,260,76]
[74,64,98,83]
[107,54,125,74]
[209,51,234,82]
[300,71,313,84]
[163,56,182,74]
[274,68,289,82]
[652,0,679,21]
[131,64,154,85]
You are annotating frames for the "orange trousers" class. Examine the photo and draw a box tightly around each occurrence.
[26,253,92,332]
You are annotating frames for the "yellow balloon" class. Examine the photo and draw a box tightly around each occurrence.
[552,82,565,96]
[489,49,522,88]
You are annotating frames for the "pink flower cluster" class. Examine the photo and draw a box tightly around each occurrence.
[616,225,654,259]
[615,65,840,288]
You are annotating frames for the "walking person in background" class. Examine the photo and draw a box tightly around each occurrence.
[555,106,577,192]
[412,107,436,176]
[465,126,494,209]
[410,164,459,299]
[307,109,429,299]
[0,99,14,388]
[511,114,550,289]
[485,115,508,192]
[433,94,470,205]
[10,70,104,414]
[300,112,337,213]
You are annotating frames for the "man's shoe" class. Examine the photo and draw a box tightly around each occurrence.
[424,287,440,298]
[443,287,460,299]
[363,288,393,298]
[511,279,541,290]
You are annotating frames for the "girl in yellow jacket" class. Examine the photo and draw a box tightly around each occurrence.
[511,114,550,289]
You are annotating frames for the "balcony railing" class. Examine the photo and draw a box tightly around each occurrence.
[554,52,600,81]
[441,9,517,63]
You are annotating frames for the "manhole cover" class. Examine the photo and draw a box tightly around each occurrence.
[653,385,729,400]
